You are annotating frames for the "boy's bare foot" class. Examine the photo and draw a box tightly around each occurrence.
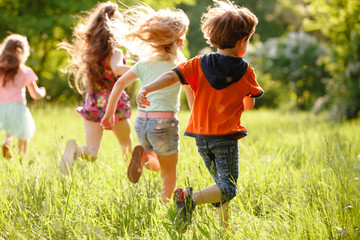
[60,140,78,175]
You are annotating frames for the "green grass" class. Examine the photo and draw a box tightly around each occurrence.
[1,105,359,239]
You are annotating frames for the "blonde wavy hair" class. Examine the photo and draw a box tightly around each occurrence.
[0,34,30,87]
[108,4,189,64]
[59,1,121,94]
[201,0,258,49]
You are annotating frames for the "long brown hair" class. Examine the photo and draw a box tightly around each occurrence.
[0,34,30,87]
[59,1,120,94]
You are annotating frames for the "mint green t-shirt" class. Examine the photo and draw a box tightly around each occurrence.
[131,60,181,112]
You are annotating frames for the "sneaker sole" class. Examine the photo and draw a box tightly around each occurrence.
[127,145,145,183]
[60,140,77,175]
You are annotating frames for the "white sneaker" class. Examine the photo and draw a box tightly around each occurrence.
[60,140,78,175]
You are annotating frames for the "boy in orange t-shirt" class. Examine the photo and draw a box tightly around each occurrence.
[136,0,263,231]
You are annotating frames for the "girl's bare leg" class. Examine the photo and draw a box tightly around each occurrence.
[18,139,28,155]
[78,119,104,161]
[143,151,160,171]
[4,133,12,145]
[158,153,178,203]
[112,119,132,162]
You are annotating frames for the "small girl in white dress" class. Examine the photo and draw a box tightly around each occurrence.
[0,34,46,159]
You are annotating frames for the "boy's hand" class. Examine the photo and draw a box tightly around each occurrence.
[136,89,151,108]
[101,114,115,130]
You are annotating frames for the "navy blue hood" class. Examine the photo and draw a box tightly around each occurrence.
[200,53,248,90]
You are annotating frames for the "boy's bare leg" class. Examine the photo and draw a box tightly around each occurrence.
[217,203,230,230]
[193,185,222,204]
[191,186,230,230]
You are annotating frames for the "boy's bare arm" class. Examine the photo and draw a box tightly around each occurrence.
[243,95,255,110]
[184,85,194,111]
[136,71,180,108]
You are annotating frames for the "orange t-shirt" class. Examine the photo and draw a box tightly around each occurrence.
[174,54,263,139]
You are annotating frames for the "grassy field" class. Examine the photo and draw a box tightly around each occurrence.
[0,105,359,239]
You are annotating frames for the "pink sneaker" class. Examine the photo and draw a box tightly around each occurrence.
[60,140,78,175]
[127,145,145,183]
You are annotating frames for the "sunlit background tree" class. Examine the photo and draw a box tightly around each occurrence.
[0,0,359,120]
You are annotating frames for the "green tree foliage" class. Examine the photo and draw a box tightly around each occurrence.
[141,0,194,9]
[0,0,194,103]
[0,0,103,102]
[302,0,360,119]
[177,0,307,110]
[179,0,297,57]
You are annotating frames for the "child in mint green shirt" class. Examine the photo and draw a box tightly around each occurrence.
[131,60,181,113]
[101,4,193,203]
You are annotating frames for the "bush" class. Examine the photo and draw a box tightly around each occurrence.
[250,31,328,110]
[250,71,288,109]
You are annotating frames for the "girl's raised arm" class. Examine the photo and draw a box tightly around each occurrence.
[101,70,137,130]
[27,82,46,100]
[110,49,131,76]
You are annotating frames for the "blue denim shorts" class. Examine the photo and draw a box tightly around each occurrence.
[195,138,239,206]
[134,116,180,156]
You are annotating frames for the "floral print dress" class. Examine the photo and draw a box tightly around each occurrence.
[76,60,131,122]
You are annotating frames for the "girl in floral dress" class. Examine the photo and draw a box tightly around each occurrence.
[59,1,132,174]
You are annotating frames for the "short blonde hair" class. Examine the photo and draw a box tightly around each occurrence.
[201,0,258,49]
[108,4,189,64]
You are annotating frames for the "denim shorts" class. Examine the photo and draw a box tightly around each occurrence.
[195,138,239,206]
[134,116,180,156]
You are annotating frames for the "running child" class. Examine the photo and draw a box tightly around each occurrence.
[59,1,132,175]
[101,4,193,203]
[136,0,263,231]
[0,34,46,159]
